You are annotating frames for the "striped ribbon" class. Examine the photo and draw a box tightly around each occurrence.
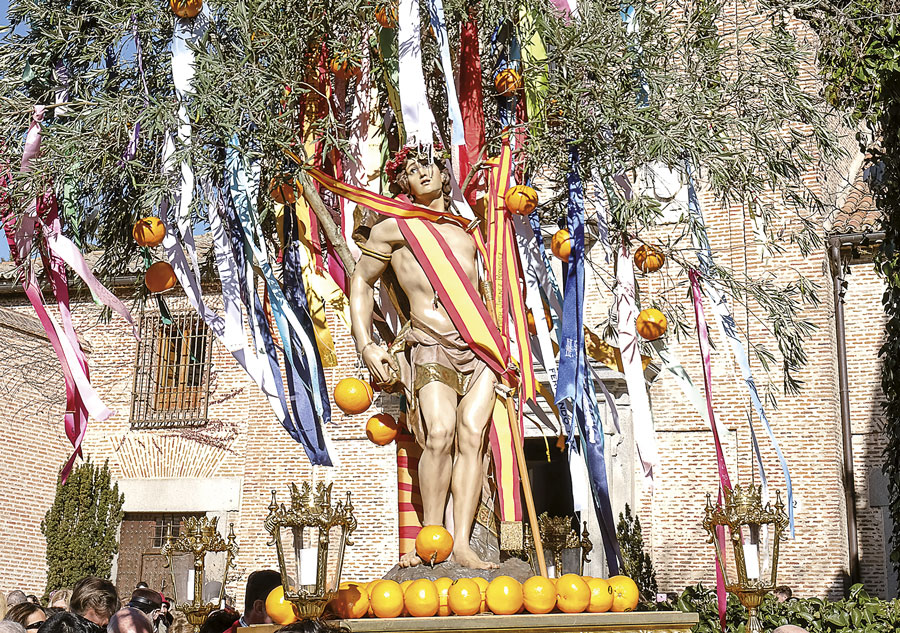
[684,160,795,537]
[397,431,424,557]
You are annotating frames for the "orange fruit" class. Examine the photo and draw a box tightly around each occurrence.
[399,580,414,616]
[551,229,572,262]
[334,377,373,415]
[132,216,166,247]
[504,184,539,215]
[636,308,667,341]
[365,413,399,446]
[375,6,398,28]
[587,578,613,613]
[609,575,639,612]
[269,176,296,205]
[170,0,202,19]
[473,577,488,613]
[485,576,523,615]
[522,576,556,614]
[494,68,523,96]
[369,579,404,618]
[434,577,452,616]
[265,586,298,625]
[145,261,177,293]
[556,573,590,614]
[365,580,379,617]
[404,579,439,617]
[633,244,665,273]
[415,525,453,565]
[332,582,369,619]
[448,578,481,616]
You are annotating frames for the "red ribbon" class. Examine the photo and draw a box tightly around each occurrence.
[458,14,485,205]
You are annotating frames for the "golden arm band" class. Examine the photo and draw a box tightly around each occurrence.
[359,245,393,262]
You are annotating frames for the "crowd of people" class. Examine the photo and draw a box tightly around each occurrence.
[0,571,335,633]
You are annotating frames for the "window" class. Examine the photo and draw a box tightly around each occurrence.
[130,311,211,428]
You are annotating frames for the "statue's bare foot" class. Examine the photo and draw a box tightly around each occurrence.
[399,550,423,568]
[453,545,499,570]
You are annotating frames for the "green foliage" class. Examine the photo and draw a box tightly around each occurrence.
[41,460,125,596]
[0,0,842,396]
[616,504,658,601]
[662,583,900,633]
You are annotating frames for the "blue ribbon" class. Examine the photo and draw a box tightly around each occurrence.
[226,139,331,465]
[685,159,794,536]
[555,146,622,574]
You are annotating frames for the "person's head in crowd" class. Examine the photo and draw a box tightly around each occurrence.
[774,586,793,602]
[22,601,36,609]
[70,577,119,627]
[5,595,25,610]
[44,608,65,617]
[47,591,71,611]
[0,621,25,633]
[773,627,808,633]
[198,610,239,633]
[0,593,8,620]
[242,570,282,626]
[275,620,347,633]
[135,584,148,591]
[126,590,160,619]
[4,603,45,631]
[108,608,153,633]
[36,612,100,633]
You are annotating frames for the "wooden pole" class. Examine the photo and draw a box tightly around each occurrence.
[502,380,549,578]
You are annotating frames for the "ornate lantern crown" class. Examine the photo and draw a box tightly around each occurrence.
[264,482,357,619]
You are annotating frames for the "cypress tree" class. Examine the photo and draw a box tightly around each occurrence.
[616,504,658,601]
[41,460,125,596]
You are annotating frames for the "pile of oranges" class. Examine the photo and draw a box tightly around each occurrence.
[326,573,640,620]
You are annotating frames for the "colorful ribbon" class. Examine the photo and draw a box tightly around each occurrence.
[685,160,795,537]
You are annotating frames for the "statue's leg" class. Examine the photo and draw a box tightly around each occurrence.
[400,379,457,567]
[452,367,499,570]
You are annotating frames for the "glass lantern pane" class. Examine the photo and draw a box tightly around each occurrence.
[736,523,774,585]
[325,525,346,594]
[202,550,228,606]
[283,526,320,593]
[169,552,196,604]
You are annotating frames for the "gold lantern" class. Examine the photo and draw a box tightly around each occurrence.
[702,485,789,633]
[264,482,357,619]
[161,516,238,632]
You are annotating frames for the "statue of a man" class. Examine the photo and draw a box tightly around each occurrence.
[349,147,498,570]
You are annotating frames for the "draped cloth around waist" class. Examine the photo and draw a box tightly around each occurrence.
[387,316,491,445]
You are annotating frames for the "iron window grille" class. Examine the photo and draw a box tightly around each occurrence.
[130,311,212,429]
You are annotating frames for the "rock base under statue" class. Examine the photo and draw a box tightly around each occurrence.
[383,557,534,583]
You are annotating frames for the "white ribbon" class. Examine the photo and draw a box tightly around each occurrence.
[398,0,435,144]
[426,0,465,145]
[615,245,658,484]
[168,10,208,281]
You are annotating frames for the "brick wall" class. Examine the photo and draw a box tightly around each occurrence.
[0,320,72,595]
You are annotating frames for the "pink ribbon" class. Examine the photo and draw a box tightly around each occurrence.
[3,106,119,481]
[689,268,732,628]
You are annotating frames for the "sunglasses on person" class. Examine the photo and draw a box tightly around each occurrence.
[25,621,45,630]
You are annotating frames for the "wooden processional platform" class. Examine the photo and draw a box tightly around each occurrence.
[241,611,698,633]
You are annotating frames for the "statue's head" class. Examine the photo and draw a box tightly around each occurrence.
[385,144,451,209]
